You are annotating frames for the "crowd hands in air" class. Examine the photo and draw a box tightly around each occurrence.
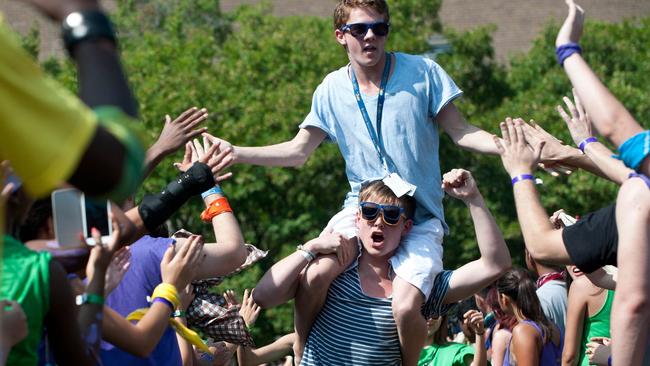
[1,0,648,365]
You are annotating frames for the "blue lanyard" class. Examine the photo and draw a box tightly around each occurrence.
[350,53,392,168]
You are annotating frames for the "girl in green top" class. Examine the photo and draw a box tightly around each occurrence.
[562,266,612,366]
[419,309,488,366]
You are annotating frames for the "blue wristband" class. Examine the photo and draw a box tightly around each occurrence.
[608,355,612,366]
[578,137,598,152]
[556,42,582,66]
[152,297,174,310]
[201,185,223,199]
[511,174,535,186]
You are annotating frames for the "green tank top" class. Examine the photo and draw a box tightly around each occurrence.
[418,342,475,366]
[1,235,51,366]
[578,290,613,366]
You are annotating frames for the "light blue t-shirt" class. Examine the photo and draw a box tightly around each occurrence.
[299,52,462,228]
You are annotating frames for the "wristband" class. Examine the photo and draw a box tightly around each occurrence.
[76,293,105,306]
[511,174,535,186]
[172,310,187,318]
[152,283,181,310]
[152,297,174,310]
[62,10,117,55]
[608,355,612,366]
[200,197,233,222]
[201,186,224,199]
[556,42,582,66]
[578,137,598,152]
[297,245,316,262]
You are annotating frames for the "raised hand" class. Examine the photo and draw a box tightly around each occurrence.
[150,107,209,158]
[173,136,234,183]
[463,310,485,336]
[441,168,479,202]
[557,90,594,146]
[86,210,124,281]
[239,289,261,327]
[104,246,131,295]
[160,235,205,290]
[223,289,239,308]
[556,0,585,47]
[304,229,357,266]
[494,118,545,177]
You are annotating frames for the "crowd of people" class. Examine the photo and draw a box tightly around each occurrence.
[0,0,648,365]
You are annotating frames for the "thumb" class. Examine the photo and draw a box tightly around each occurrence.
[535,140,546,160]
[165,114,171,124]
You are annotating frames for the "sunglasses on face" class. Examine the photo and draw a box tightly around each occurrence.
[359,201,405,226]
[340,21,390,38]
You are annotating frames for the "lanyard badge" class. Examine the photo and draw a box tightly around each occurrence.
[350,53,417,198]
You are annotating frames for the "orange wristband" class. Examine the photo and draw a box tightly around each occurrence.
[200,197,233,222]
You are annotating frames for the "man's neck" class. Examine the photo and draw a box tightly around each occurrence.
[358,251,393,297]
[350,52,388,91]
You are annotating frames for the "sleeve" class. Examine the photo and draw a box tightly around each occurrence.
[0,18,98,198]
[427,60,463,119]
[452,344,476,366]
[298,81,337,142]
[422,270,454,318]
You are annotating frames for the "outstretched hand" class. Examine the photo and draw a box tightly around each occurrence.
[104,246,131,296]
[239,289,261,327]
[441,169,480,203]
[152,107,209,157]
[160,235,205,290]
[557,90,594,146]
[494,118,545,177]
[463,310,485,337]
[556,0,585,47]
[585,337,611,366]
[174,135,234,183]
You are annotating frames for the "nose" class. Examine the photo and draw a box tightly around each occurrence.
[372,212,384,227]
[364,27,376,41]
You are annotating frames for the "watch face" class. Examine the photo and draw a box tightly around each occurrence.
[75,294,85,306]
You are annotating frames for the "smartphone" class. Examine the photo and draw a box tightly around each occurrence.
[558,212,577,227]
[51,188,111,247]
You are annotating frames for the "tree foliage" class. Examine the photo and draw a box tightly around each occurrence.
[37,0,649,344]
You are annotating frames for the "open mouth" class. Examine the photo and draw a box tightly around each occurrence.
[363,45,377,53]
[371,232,384,243]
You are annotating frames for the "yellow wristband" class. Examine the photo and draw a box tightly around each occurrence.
[151,283,181,310]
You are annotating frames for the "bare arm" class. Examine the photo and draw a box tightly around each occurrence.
[253,233,351,308]
[440,169,511,304]
[491,329,512,366]
[208,127,327,168]
[562,280,588,366]
[237,333,296,366]
[437,103,500,155]
[102,304,173,358]
[557,0,644,148]
[512,325,541,366]
[584,266,617,291]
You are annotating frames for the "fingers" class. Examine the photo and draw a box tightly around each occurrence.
[161,244,175,266]
[215,172,234,183]
[556,105,572,125]
[193,138,206,158]
[200,140,221,165]
[189,140,199,162]
[499,121,510,145]
[572,88,586,116]
[172,107,199,125]
[563,96,579,119]
[493,135,505,154]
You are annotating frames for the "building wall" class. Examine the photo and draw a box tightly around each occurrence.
[2,0,650,61]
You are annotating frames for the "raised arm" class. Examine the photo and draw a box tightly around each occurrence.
[557,92,633,184]
[440,169,511,303]
[495,118,572,265]
[557,1,646,152]
[206,127,327,168]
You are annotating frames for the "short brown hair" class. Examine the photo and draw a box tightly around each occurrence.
[333,0,390,30]
[358,180,416,219]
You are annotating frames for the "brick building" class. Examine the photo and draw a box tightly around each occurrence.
[3,0,650,61]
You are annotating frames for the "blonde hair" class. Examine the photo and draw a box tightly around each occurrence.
[333,0,390,30]
[358,180,415,219]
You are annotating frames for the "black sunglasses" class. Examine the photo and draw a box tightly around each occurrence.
[340,22,390,38]
[359,201,405,226]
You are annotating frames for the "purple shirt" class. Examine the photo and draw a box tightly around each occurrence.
[101,235,181,366]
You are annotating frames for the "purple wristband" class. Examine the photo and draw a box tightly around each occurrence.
[608,355,612,366]
[556,42,582,66]
[578,137,598,152]
[511,174,535,186]
[152,297,174,310]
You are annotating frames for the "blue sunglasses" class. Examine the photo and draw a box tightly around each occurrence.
[359,201,405,226]
[340,22,390,38]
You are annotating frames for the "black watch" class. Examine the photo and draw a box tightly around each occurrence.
[62,10,117,55]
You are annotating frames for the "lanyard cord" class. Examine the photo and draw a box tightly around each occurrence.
[350,53,392,170]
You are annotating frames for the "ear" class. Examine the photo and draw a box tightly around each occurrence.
[401,218,413,237]
[335,28,347,47]
[46,217,55,238]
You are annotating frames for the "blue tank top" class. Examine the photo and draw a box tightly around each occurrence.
[504,320,563,366]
